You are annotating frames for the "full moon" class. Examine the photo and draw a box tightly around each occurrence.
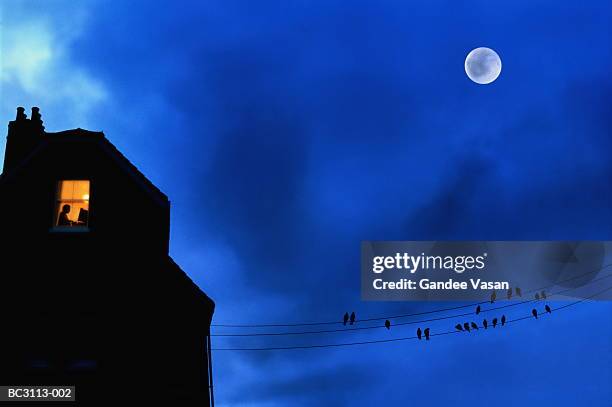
[464,47,502,84]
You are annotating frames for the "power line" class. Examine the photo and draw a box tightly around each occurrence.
[211,271,612,337]
[211,263,612,328]
[211,284,612,351]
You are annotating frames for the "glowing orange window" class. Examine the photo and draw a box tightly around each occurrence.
[55,180,90,228]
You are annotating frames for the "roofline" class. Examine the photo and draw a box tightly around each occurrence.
[1,129,169,206]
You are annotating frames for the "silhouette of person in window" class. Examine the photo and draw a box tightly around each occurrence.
[57,204,73,226]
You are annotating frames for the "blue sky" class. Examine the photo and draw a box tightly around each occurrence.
[1,1,611,405]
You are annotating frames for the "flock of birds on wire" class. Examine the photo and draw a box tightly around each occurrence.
[210,267,612,351]
[341,287,553,341]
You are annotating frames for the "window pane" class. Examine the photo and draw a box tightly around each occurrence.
[57,180,74,200]
[55,180,90,228]
[73,181,90,200]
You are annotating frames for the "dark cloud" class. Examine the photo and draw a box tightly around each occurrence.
[405,156,499,239]
[225,361,374,405]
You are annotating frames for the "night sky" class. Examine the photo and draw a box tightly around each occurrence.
[2,1,612,405]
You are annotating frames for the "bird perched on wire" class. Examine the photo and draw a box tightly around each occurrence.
[483,319,488,329]
[455,324,463,332]
[463,322,470,332]
[490,290,497,303]
[385,320,391,330]
[492,318,498,328]
[541,290,547,299]
[471,322,479,331]
[515,287,522,297]
[343,312,349,326]
[507,288,513,300]
[349,312,356,325]
[535,293,540,301]
[532,309,538,319]
[424,328,430,340]
[475,305,481,315]
[417,327,422,339]
[545,305,551,314]
[501,315,506,326]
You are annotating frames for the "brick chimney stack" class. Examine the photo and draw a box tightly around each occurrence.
[2,106,45,175]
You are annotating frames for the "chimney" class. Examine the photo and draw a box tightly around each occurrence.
[2,107,45,175]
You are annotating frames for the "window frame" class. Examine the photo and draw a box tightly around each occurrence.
[50,179,92,233]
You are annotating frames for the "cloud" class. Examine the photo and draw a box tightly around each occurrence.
[1,22,54,89]
[224,361,373,406]
[0,2,107,131]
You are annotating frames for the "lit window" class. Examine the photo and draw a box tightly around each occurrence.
[55,180,90,228]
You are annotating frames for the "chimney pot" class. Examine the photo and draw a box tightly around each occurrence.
[30,107,44,130]
[31,107,41,122]
[16,107,27,121]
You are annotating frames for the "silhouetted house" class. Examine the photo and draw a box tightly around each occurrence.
[0,107,215,405]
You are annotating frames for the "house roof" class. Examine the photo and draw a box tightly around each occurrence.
[1,128,169,207]
[166,257,216,315]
